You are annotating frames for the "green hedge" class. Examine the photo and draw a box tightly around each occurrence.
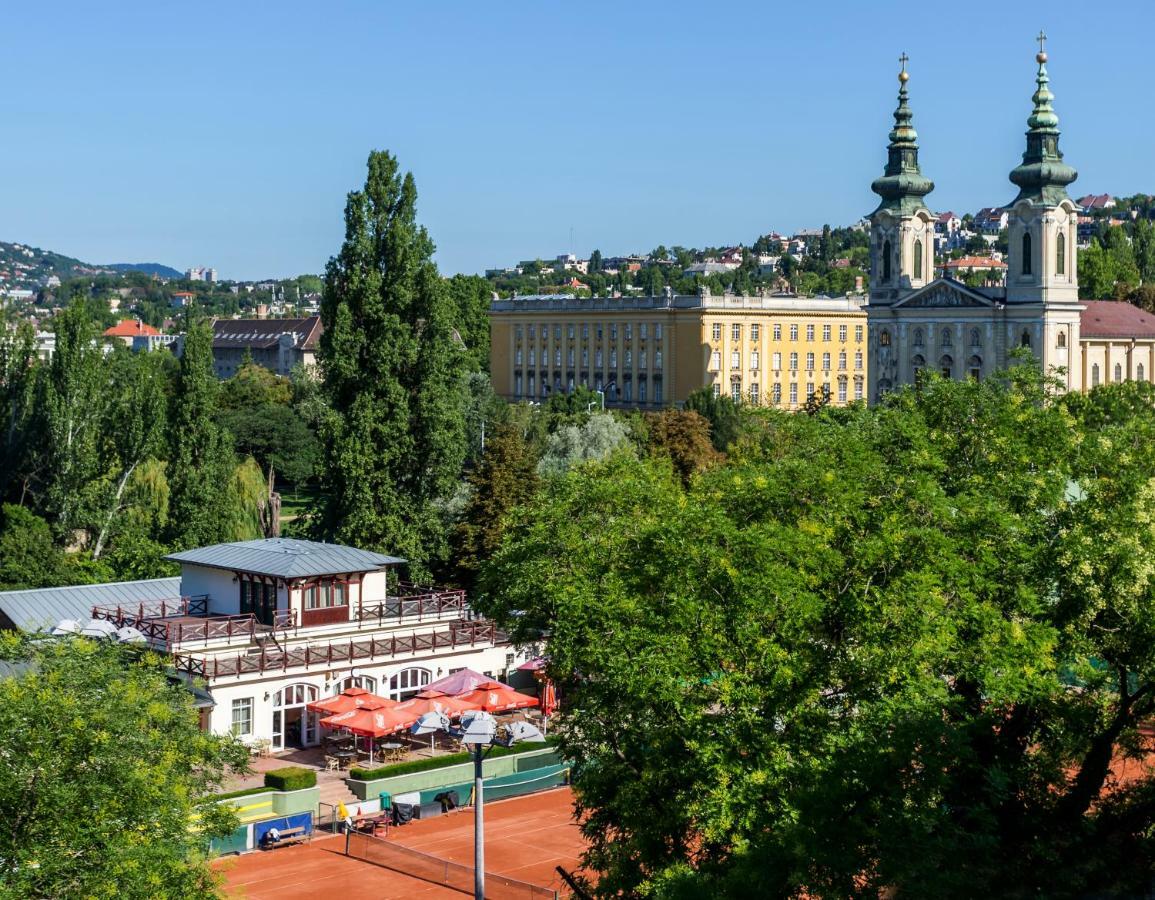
[349,737,558,781]
[214,785,276,802]
[264,766,316,791]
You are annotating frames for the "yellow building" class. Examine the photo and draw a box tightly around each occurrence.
[489,290,868,410]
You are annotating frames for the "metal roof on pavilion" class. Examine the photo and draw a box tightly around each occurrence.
[164,538,405,579]
[0,577,181,634]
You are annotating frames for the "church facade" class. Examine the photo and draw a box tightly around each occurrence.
[865,40,1154,402]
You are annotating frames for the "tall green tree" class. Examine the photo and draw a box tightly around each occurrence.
[445,273,493,372]
[40,299,106,539]
[167,321,238,549]
[0,634,248,899]
[480,367,1155,899]
[317,150,468,577]
[0,321,38,505]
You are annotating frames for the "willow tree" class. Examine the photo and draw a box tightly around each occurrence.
[317,151,467,577]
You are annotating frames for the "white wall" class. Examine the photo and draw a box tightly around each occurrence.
[180,564,242,614]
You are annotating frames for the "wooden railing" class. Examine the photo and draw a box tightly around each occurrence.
[172,619,502,680]
[90,595,291,648]
[357,587,468,625]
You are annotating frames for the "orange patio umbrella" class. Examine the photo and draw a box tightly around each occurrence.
[457,681,540,713]
[395,691,483,754]
[306,686,396,716]
[320,705,420,738]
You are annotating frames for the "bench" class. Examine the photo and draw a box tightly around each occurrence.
[261,826,309,849]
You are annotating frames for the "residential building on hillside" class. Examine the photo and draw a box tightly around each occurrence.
[490,289,868,409]
[1077,193,1115,213]
[103,318,159,347]
[0,539,525,749]
[170,291,196,309]
[187,266,218,282]
[864,42,1155,402]
[208,316,322,378]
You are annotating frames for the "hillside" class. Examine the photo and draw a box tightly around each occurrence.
[0,239,117,290]
[105,262,183,279]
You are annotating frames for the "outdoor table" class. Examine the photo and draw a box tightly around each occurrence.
[334,750,357,769]
[380,741,405,762]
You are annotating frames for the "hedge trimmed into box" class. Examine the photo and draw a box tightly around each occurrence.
[349,737,559,781]
[264,767,316,791]
[215,785,276,802]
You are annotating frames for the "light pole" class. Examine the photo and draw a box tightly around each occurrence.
[597,380,617,411]
[412,710,545,900]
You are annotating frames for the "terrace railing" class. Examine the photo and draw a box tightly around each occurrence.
[90,595,291,648]
[173,618,501,680]
[356,585,468,626]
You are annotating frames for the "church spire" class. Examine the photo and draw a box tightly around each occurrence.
[1009,32,1077,206]
[871,53,934,216]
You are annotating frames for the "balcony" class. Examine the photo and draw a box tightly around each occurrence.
[357,585,467,625]
[90,596,283,649]
[172,618,505,680]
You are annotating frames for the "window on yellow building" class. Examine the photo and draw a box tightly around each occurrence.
[773,324,781,340]
[789,352,798,371]
[712,323,721,340]
[772,352,782,370]
[839,325,847,342]
[806,325,815,341]
[790,324,798,340]
[751,324,760,341]
[732,323,741,341]
[806,352,814,371]
[823,325,831,341]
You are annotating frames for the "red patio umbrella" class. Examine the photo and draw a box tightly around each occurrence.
[320,704,423,759]
[541,680,558,718]
[457,681,540,713]
[395,691,483,754]
[307,686,396,717]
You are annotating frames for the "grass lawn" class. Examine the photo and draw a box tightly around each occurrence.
[279,485,324,522]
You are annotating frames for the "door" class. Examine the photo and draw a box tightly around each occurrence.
[270,684,319,751]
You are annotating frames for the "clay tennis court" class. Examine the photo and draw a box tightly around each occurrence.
[215,787,586,899]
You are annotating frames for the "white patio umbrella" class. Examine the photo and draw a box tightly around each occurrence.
[51,619,83,636]
[412,711,451,755]
[79,619,119,639]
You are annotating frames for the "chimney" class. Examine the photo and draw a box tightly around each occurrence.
[854,275,864,293]
[256,304,268,319]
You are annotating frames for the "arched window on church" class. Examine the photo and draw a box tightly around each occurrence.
[968,355,982,380]
[940,355,954,379]
[1022,232,1033,276]
[1056,231,1066,276]
[941,329,952,348]
[1021,330,1031,348]
[911,354,926,380]
[1139,363,1146,382]
[1092,364,1100,387]
[879,329,891,347]
[914,239,923,282]
[913,327,924,347]
[1115,362,1123,382]
[970,328,982,347]
[882,240,892,282]
[1056,331,1067,349]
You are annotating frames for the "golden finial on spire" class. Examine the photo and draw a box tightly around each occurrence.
[898,51,909,83]
[1036,30,1047,63]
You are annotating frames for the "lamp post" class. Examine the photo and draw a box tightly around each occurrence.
[412,710,545,900]
[596,380,617,411]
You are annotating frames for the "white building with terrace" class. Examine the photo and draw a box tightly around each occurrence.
[80,538,525,751]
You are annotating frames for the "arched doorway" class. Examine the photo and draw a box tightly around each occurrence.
[338,674,378,694]
[271,683,319,751]
[388,667,431,701]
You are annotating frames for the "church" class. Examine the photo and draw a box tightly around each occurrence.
[866,38,1155,402]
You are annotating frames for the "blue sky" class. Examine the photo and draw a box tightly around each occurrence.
[2,1,1150,280]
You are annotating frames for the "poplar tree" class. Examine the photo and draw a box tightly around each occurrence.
[317,151,467,578]
[167,320,237,549]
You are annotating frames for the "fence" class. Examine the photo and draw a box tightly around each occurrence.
[419,764,571,808]
[345,830,557,900]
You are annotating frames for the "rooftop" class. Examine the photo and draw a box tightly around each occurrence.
[492,291,867,315]
[165,538,405,579]
[0,576,181,633]
[211,316,322,351]
[1079,301,1155,339]
[940,257,1008,269]
[103,319,160,338]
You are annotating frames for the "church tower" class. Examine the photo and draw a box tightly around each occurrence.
[868,55,935,303]
[1006,33,1079,306]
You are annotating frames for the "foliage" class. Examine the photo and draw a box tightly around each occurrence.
[683,387,744,452]
[262,767,317,791]
[0,634,248,899]
[537,413,632,478]
[446,273,493,372]
[166,320,242,549]
[316,150,469,579]
[0,504,72,589]
[454,420,541,588]
[348,739,557,780]
[479,367,1155,899]
[644,410,719,483]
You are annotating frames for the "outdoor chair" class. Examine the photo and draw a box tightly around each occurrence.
[324,755,340,772]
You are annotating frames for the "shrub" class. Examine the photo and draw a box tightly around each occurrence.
[264,766,316,791]
[348,737,558,781]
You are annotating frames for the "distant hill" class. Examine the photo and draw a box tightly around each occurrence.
[106,262,183,279]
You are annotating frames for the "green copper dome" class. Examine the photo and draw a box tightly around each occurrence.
[871,58,934,217]
[1009,38,1077,206]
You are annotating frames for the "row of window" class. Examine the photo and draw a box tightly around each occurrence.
[516,348,663,369]
[880,327,1067,350]
[513,373,663,404]
[711,350,864,372]
[711,377,865,405]
[515,322,663,341]
[1090,362,1146,386]
[711,322,864,343]
[878,231,1069,283]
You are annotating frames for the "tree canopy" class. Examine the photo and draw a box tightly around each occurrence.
[0,635,248,899]
[480,366,1155,898]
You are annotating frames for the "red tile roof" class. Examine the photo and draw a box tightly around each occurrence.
[1080,300,1155,339]
[940,256,1007,269]
[103,319,160,338]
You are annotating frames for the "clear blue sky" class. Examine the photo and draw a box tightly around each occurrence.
[2,1,1150,280]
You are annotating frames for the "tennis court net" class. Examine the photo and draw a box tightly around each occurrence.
[346,830,558,899]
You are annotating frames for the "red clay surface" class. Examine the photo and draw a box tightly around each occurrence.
[216,787,586,899]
